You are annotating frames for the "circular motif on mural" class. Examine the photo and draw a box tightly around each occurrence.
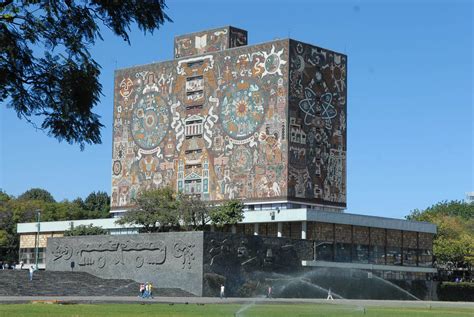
[220,80,266,140]
[230,146,253,174]
[112,160,122,176]
[265,54,280,74]
[131,93,169,150]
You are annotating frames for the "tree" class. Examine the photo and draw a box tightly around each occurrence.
[84,191,110,214]
[179,194,211,231]
[17,188,56,203]
[210,199,244,228]
[116,187,180,233]
[406,200,474,268]
[64,224,107,236]
[1,1,171,149]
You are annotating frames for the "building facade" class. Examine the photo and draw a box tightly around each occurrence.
[111,26,346,213]
[17,27,436,286]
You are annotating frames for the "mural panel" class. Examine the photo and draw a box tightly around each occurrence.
[174,26,247,59]
[288,40,347,207]
[112,39,288,209]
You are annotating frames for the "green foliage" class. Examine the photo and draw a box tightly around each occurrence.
[407,200,474,221]
[210,200,244,228]
[406,200,474,267]
[116,187,180,233]
[179,194,211,231]
[0,188,111,262]
[437,282,474,301]
[63,224,107,237]
[117,189,244,232]
[17,188,56,203]
[0,1,171,149]
[84,191,110,216]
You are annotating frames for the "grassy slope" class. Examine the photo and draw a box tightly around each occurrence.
[0,303,472,317]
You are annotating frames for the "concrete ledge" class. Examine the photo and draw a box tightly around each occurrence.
[302,260,437,273]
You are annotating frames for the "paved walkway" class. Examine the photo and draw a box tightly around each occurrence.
[0,296,473,309]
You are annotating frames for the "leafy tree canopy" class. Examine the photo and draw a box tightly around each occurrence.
[1,0,171,149]
[117,188,245,233]
[84,190,110,213]
[0,188,111,262]
[209,199,244,228]
[406,200,474,267]
[17,188,56,203]
[64,224,107,236]
[179,193,211,231]
[116,186,180,233]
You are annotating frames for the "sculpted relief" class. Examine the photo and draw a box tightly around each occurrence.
[50,238,195,270]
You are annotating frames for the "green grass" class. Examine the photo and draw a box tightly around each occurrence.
[0,303,472,317]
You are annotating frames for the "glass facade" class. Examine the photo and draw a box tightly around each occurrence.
[19,247,45,265]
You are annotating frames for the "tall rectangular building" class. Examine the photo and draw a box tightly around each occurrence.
[111,27,347,213]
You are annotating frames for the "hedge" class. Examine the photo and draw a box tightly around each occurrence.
[437,282,474,301]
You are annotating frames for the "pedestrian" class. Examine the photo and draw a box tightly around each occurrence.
[326,288,334,300]
[29,265,35,281]
[145,282,152,298]
[139,283,145,298]
[148,282,153,299]
[19,261,24,270]
[267,285,272,298]
[220,284,225,299]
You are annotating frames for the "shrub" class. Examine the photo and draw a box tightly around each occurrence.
[437,282,474,301]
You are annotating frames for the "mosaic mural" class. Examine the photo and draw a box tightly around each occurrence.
[112,29,346,210]
[288,40,347,206]
[112,35,288,209]
[174,26,247,59]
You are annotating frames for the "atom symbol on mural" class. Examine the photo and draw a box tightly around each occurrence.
[298,88,337,125]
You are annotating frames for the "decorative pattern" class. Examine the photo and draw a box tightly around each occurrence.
[112,28,346,209]
[131,94,170,150]
[288,40,347,206]
[112,37,288,208]
[220,80,266,140]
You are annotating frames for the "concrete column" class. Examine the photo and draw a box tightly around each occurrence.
[301,221,307,240]
[231,225,236,234]
[254,223,259,236]
[277,222,283,237]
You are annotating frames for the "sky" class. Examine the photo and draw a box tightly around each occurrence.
[0,0,472,219]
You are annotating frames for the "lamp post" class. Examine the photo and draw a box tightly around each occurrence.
[34,209,41,270]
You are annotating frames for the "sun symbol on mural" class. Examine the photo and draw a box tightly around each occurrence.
[131,93,170,150]
[261,45,287,77]
[236,100,249,118]
[220,80,266,140]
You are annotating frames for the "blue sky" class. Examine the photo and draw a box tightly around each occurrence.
[0,0,472,219]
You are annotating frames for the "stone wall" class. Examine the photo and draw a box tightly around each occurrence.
[202,231,313,297]
[46,232,204,296]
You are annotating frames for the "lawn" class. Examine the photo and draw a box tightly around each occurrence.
[0,303,472,317]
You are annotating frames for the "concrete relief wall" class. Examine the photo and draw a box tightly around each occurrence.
[46,232,204,296]
[288,40,347,207]
[112,40,289,209]
[202,231,313,297]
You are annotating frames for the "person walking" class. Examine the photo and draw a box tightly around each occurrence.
[326,288,334,300]
[139,283,145,298]
[267,285,273,298]
[28,265,35,281]
[144,282,150,298]
[148,282,153,299]
[220,284,225,299]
